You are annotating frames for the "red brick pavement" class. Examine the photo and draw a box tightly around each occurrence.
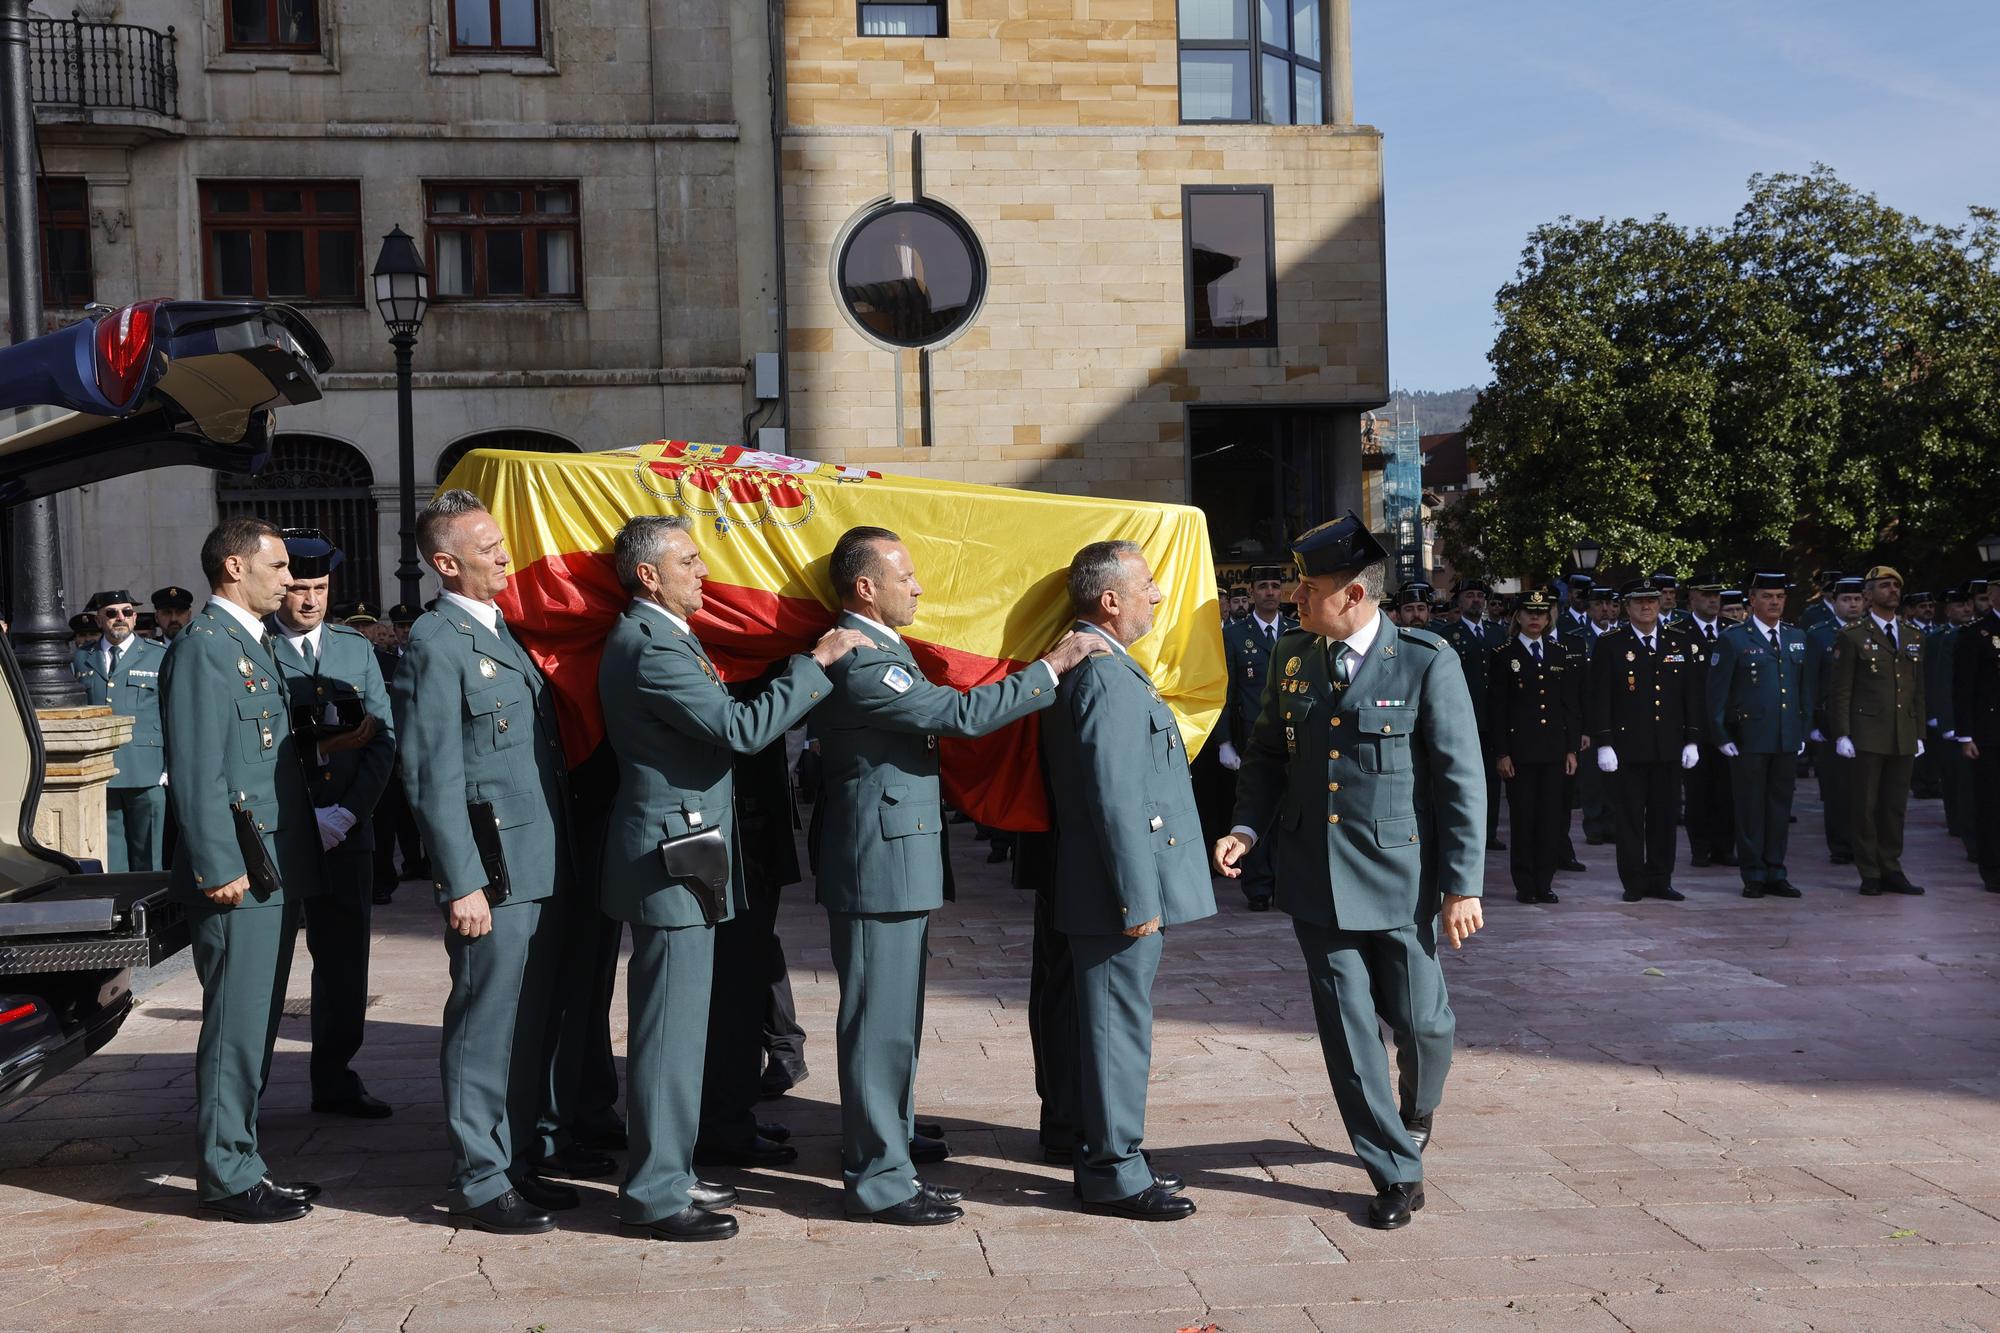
[0,778,1995,1331]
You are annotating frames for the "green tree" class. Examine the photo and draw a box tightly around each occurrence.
[1443,167,2000,587]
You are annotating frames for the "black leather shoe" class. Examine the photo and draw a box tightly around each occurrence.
[574,1122,629,1152]
[689,1180,739,1211]
[1246,895,1272,912]
[1082,1183,1196,1221]
[1558,859,1587,872]
[694,1135,799,1168]
[1885,877,1925,895]
[1652,885,1686,901]
[535,1145,618,1179]
[371,885,395,905]
[1403,1113,1433,1154]
[847,1193,963,1225]
[1490,839,1508,851]
[1538,889,1560,904]
[1741,884,1765,898]
[1859,879,1883,896]
[920,1179,963,1205]
[1622,888,1645,902]
[449,1189,554,1235]
[623,1205,738,1241]
[1763,880,1802,898]
[1151,1169,1186,1194]
[757,1061,807,1100]
[910,1134,950,1164]
[1515,891,1538,904]
[1367,1182,1425,1230]
[915,1120,944,1140]
[757,1121,792,1142]
[311,1090,392,1119]
[260,1175,322,1203]
[199,1180,311,1224]
[513,1174,580,1211]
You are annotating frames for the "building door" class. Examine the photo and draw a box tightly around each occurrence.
[1188,406,1342,579]
[216,434,380,605]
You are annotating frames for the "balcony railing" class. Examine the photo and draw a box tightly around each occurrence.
[29,12,179,119]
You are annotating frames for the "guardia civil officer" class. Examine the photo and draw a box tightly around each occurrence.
[1042,542,1213,1221]
[1587,578,1701,903]
[1708,572,1807,898]
[1803,577,1866,865]
[1489,588,1580,904]
[811,526,1096,1225]
[1438,578,1505,851]
[1679,575,1736,867]
[1215,513,1486,1231]
[152,584,196,641]
[1934,585,1980,864]
[1953,586,2000,892]
[1800,570,1845,632]
[71,590,167,872]
[392,489,577,1234]
[161,517,323,1222]
[267,531,398,1116]
[596,515,867,1241]
[1218,565,1295,909]
[1826,566,1926,896]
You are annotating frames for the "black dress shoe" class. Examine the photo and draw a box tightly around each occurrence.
[512,1174,580,1211]
[1246,895,1272,912]
[1082,1183,1196,1221]
[758,1061,807,1100]
[1367,1181,1425,1230]
[260,1175,322,1203]
[1741,884,1765,898]
[1515,891,1538,904]
[909,1134,951,1165]
[311,1090,392,1119]
[1763,880,1802,898]
[758,1121,792,1143]
[1403,1113,1433,1154]
[1885,878,1925,895]
[1859,879,1884,896]
[623,1205,739,1241]
[847,1193,964,1225]
[199,1180,311,1224]
[1538,889,1560,904]
[1151,1169,1186,1194]
[1558,859,1588,872]
[915,1120,944,1140]
[694,1135,799,1168]
[1490,839,1507,851]
[689,1180,739,1211]
[1651,885,1686,901]
[920,1180,963,1205]
[449,1189,554,1235]
[371,885,395,905]
[536,1145,618,1179]
[1622,888,1645,902]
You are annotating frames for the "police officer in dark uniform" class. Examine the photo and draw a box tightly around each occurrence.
[1954,586,2000,892]
[1803,577,1866,864]
[1217,565,1295,908]
[152,584,196,642]
[1438,578,1505,851]
[1680,573,1736,867]
[1489,588,1580,904]
[1588,578,1701,902]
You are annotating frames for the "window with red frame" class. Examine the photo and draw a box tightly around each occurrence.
[449,0,541,54]
[226,0,321,52]
[426,183,581,302]
[200,181,363,304]
[39,177,92,308]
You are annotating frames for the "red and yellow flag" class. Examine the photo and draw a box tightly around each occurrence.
[444,440,1226,831]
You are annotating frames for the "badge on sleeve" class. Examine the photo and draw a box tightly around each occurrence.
[882,665,913,694]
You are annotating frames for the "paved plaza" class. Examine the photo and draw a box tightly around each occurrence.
[1,779,1996,1332]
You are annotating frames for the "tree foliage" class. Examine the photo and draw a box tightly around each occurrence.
[1441,168,2000,586]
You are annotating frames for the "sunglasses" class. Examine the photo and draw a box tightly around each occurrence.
[99,606,136,618]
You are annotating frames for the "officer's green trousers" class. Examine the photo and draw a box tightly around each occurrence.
[827,909,928,1213]
[105,785,165,873]
[1291,918,1453,1190]
[191,897,299,1200]
[1812,739,1854,858]
[1727,752,1797,885]
[1069,929,1163,1202]
[441,897,556,1211]
[620,920,715,1223]
[304,851,372,1102]
[1850,752,1914,883]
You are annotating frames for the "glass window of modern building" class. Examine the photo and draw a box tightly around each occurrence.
[1183,185,1276,347]
[859,3,947,37]
[836,202,985,348]
[1179,0,1324,124]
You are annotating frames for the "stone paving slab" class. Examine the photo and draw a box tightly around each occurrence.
[1,779,1997,1331]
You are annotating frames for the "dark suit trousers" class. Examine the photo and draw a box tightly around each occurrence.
[1973,749,2000,887]
[1029,882,1081,1150]
[1727,752,1796,885]
[1505,760,1567,896]
[699,901,768,1148]
[1483,741,1503,840]
[1291,918,1452,1190]
[1578,759,1617,842]
[1850,752,1914,882]
[1069,929,1163,1202]
[1812,739,1855,857]
[304,851,373,1101]
[749,876,807,1068]
[1611,760,1679,892]
[535,898,623,1157]
[621,921,714,1222]
[105,786,165,874]
[190,898,299,1200]
[1684,745,1735,861]
[442,897,557,1211]
[1941,735,1976,844]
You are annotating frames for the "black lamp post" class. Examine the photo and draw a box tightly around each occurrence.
[372,226,430,610]
[1570,537,1603,575]
[1978,533,2000,568]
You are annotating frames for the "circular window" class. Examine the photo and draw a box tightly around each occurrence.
[836,202,986,349]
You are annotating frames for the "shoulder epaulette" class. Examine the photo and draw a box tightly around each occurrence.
[1397,626,1445,650]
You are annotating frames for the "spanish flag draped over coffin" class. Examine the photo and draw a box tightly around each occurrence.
[442,440,1227,832]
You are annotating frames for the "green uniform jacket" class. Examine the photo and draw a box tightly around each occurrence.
[1437,617,1503,738]
[1708,620,1807,754]
[1040,622,1217,936]
[1221,614,1295,748]
[1801,618,1851,733]
[159,603,321,906]
[1827,616,1926,756]
[812,610,1057,914]
[392,602,572,905]
[596,602,830,928]
[1233,614,1486,931]
[72,636,166,787]
[269,621,396,850]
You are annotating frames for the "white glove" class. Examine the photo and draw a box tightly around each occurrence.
[1944,730,1957,742]
[1928,718,1938,727]
[315,804,358,852]
[1597,747,1618,773]
[1835,736,1856,759]
[1218,741,1242,771]
[1719,742,1739,758]
[1809,728,1825,743]
[1681,743,1700,770]
[1797,742,1806,755]
[1916,739,1925,758]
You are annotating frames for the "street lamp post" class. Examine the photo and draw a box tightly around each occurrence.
[1977,533,2000,568]
[1570,537,1603,576]
[371,226,430,610]
[1,0,83,708]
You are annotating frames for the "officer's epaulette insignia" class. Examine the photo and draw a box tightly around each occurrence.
[1396,626,1445,649]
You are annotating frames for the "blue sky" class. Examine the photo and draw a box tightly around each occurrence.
[1352,0,2000,390]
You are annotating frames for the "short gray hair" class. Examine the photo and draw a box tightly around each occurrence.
[613,514,693,594]
[417,488,488,559]
[1067,540,1143,616]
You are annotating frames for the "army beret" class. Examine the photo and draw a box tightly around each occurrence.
[151,585,194,611]
[1746,571,1792,592]
[1687,571,1726,592]
[1864,565,1902,585]
[1517,587,1558,613]
[389,602,422,625]
[1620,577,1664,599]
[1289,511,1387,580]
[281,527,344,579]
[87,590,136,611]
[68,612,96,633]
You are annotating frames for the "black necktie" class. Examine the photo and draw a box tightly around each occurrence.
[1704,624,1716,642]
[1767,627,1779,650]
[1264,623,1276,646]
[1531,640,1542,664]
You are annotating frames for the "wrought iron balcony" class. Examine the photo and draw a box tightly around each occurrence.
[29,12,179,120]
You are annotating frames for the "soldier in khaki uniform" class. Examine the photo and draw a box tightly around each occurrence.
[1826,565,1926,896]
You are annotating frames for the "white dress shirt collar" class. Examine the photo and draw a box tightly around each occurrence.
[1252,610,1284,636]
[632,598,690,635]
[1519,633,1546,655]
[842,609,903,645]
[276,621,324,658]
[206,595,268,641]
[1870,611,1897,637]
[441,589,501,634]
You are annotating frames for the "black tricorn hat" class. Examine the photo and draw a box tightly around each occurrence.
[87,589,135,611]
[68,612,96,633]
[1687,571,1726,592]
[1832,576,1865,594]
[1589,585,1618,603]
[1396,583,1432,608]
[1720,588,1747,606]
[1746,571,1793,592]
[1226,584,1248,597]
[1290,511,1388,580]
[1942,584,1970,603]
[1247,564,1290,584]
[1450,576,1491,598]
[151,585,193,610]
[389,602,422,625]
[281,527,344,580]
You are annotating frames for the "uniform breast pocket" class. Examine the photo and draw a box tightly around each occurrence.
[466,686,524,755]
[1148,709,1181,769]
[878,785,941,840]
[1354,707,1415,773]
[234,695,281,765]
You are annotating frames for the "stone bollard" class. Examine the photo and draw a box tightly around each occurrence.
[31,705,133,867]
